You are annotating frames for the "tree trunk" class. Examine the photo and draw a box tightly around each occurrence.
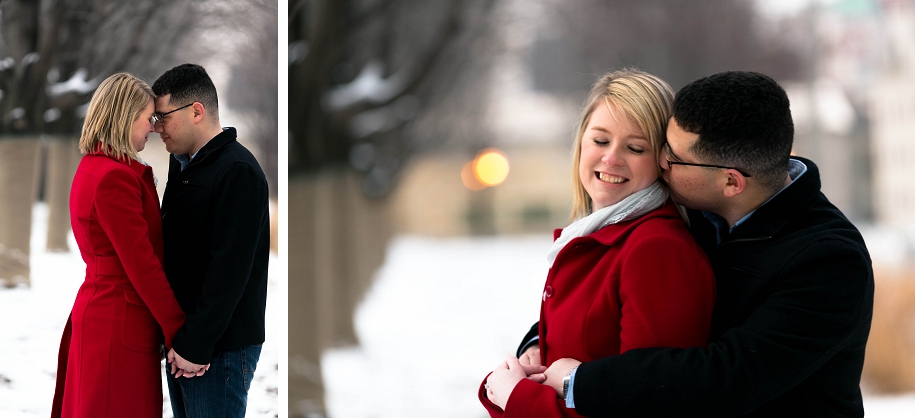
[0,137,42,287]
[288,168,393,418]
[45,136,80,252]
[289,173,325,417]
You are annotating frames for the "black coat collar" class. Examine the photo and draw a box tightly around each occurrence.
[729,156,820,240]
[688,157,822,244]
[193,127,237,161]
[168,127,237,175]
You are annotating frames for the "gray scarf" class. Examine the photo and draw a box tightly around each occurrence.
[547,181,668,267]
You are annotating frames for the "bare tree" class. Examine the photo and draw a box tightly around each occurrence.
[289,0,499,415]
[292,0,499,189]
[0,0,65,285]
[223,0,279,197]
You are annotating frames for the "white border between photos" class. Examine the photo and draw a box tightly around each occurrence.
[278,1,290,416]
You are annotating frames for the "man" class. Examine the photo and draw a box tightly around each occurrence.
[517,71,874,417]
[153,64,270,418]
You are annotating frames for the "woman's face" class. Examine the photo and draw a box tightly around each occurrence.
[578,101,658,212]
[131,98,155,152]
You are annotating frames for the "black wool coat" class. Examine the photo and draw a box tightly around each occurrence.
[522,157,874,417]
[161,127,270,365]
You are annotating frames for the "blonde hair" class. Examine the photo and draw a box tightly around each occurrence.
[569,69,674,220]
[79,72,154,160]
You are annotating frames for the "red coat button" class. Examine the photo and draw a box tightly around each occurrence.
[542,285,554,301]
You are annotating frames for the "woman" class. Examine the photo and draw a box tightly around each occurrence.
[479,69,716,417]
[51,73,187,418]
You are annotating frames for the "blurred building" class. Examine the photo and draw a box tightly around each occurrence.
[392,144,573,236]
[870,0,915,229]
[775,0,881,224]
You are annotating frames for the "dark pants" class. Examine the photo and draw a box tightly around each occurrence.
[166,345,262,418]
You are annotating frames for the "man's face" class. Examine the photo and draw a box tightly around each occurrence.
[154,94,196,155]
[660,118,720,211]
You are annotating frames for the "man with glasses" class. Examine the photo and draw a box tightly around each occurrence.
[153,63,270,418]
[517,71,874,417]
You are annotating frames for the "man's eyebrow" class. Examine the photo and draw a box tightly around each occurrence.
[665,143,683,161]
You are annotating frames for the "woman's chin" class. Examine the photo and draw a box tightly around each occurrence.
[591,197,624,212]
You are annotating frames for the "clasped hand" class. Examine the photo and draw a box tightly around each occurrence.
[485,353,545,409]
[484,347,583,409]
[167,348,211,378]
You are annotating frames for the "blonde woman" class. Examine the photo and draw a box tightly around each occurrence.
[51,73,189,418]
[479,69,716,417]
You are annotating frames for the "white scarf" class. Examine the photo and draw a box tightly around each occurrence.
[547,181,668,267]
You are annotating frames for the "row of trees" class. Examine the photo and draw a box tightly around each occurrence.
[0,0,278,286]
[290,0,501,415]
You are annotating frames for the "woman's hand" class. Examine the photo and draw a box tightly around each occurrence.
[540,357,582,396]
[485,355,531,409]
[167,348,210,378]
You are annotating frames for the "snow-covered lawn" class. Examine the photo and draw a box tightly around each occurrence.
[322,235,915,418]
[0,204,278,418]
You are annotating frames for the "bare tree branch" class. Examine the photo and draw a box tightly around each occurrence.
[101,0,165,75]
[290,0,500,197]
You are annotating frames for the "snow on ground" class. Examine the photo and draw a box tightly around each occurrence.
[322,234,915,418]
[321,235,549,418]
[8,205,910,418]
[0,204,278,418]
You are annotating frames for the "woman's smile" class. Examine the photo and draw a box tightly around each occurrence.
[596,172,628,184]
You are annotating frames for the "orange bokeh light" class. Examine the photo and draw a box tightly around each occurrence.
[461,148,510,190]
[473,149,509,187]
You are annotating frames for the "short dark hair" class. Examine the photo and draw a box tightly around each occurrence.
[673,71,794,192]
[152,64,219,114]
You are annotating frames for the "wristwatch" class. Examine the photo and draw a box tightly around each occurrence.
[562,366,579,399]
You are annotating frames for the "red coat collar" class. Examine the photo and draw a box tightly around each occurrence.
[87,150,153,178]
[553,199,681,246]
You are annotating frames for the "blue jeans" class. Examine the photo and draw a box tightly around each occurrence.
[166,345,262,418]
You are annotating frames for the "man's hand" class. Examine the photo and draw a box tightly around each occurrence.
[518,346,541,367]
[167,348,210,378]
[537,357,582,396]
[518,346,546,383]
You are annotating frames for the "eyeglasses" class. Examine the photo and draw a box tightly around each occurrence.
[152,103,193,124]
[663,143,751,177]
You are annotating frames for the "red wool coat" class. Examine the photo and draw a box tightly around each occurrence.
[51,154,186,418]
[480,200,716,418]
